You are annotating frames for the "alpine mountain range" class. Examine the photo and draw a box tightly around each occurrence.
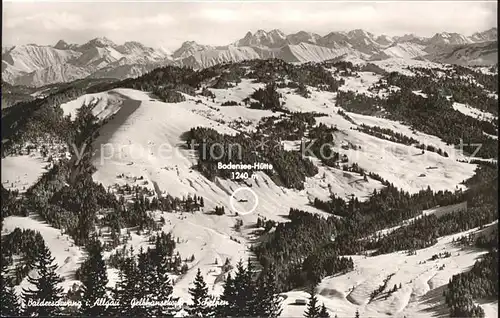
[2,27,498,87]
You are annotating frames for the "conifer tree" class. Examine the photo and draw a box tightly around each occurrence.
[79,239,109,316]
[21,244,64,317]
[218,259,258,316]
[355,308,360,318]
[219,272,236,317]
[130,248,156,317]
[235,259,256,316]
[254,263,283,318]
[319,303,330,318]
[305,284,320,318]
[112,257,139,316]
[149,249,174,317]
[188,268,209,317]
[1,261,20,317]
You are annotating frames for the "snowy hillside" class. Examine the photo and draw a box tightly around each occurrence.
[1,57,497,318]
[281,223,497,318]
[374,43,427,60]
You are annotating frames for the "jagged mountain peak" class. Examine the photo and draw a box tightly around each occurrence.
[234,29,287,48]
[115,41,148,54]
[347,29,375,39]
[54,40,70,50]
[253,29,285,36]
[177,40,208,50]
[429,32,471,46]
[254,29,267,36]
[286,31,322,45]
[393,34,429,46]
[2,46,13,54]
[375,35,394,46]
[123,41,146,48]
[394,34,421,41]
[82,37,116,48]
[268,29,286,37]
[172,40,211,59]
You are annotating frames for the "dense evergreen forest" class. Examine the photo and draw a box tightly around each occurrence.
[187,126,318,190]
[444,251,498,317]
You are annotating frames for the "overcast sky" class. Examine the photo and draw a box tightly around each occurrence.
[2,0,497,51]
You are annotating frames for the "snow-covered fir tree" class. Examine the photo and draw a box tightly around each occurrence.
[254,263,283,317]
[1,261,21,317]
[21,244,64,317]
[79,239,109,316]
[319,303,330,318]
[305,284,321,318]
[188,268,210,317]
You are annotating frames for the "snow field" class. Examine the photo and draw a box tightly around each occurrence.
[1,155,47,193]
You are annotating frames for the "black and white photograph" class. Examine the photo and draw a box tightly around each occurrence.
[1,0,498,317]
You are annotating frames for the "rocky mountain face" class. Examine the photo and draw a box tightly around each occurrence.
[2,28,497,87]
[469,27,498,43]
[2,37,171,87]
[424,41,498,66]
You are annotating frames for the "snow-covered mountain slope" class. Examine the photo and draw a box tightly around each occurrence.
[43,84,478,301]
[2,45,81,84]
[428,32,473,47]
[2,57,497,317]
[424,41,498,66]
[281,223,497,318]
[286,31,322,45]
[372,42,427,60]
[59,90,126,121]
[393,34,429,46]
[278,91,476,193]
[89,62,165,80]
[74,46,124,69]
[369,58,447,76]
[2,46,13,54]
[57,82,477,201]
[345,29,385,55]
[53,40,78,51]
[14,64,91,87]
[375,35,394,47]
[317,29,386,55]
[174,42,364,69]
[78,88,381,214]
[279,43,362,63]
[2,38,170,87]
[469,27,498,43]
[172,41,214,59]
[2,45,81,74]
[175,46,262,69]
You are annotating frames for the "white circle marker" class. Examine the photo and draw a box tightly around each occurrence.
[229,187,259,216]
